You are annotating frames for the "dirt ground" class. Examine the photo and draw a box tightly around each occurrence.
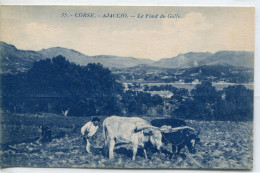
[0,114,253,169]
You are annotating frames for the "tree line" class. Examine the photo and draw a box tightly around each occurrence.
[1,56,162,117]
[1,56,253,121]
[172,82,253,121]
[143,82,253,121]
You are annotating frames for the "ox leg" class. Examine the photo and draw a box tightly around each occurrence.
[143,149,148,159]
[86,139,91,153]
[109,139,115,159]
[132,145,138,161]
[170,145,178,159]
[103,144,109,157]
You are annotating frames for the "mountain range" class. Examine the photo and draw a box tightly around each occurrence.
[0,41,254,74]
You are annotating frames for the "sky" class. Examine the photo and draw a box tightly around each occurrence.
[0,6,255,60]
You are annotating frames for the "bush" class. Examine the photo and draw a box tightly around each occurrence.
[174,82,253,121]
[2,56,123,116]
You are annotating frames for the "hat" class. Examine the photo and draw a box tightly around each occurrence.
[92,117,100,122]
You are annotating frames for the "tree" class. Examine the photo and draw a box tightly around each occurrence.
[121,91,163,116]
[174,81,221,120]
[1,56,124,116]
[218,85,253,121]
[174,81,253,121]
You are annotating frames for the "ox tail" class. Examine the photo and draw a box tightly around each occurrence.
[102,122,109,158]
[103,122,108,146]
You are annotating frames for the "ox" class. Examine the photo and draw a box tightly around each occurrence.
[103,116,163,160]
[151,118,200,159]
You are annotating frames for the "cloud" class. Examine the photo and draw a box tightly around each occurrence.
[175,12,213,31]
[24,22,65,49]
[70,12,214,60]
[0,8,253,60]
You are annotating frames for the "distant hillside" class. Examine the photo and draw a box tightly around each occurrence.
[0,42,153,73]
[39,48,153,68]
[154,52,212,68]
[154,51,254,69]
[203,51,254,68]
[0,41,254,74]
[0,42,45,73]
[39,47,90,65]
[114,64,253,84]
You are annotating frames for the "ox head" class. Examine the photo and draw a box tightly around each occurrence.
[159,125,200,154]
[185,130,200,154]
[135,126,163,151]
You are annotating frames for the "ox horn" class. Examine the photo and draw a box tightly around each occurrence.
[186,128,200,136]
[159,125,195,133]
[170,126,195,133]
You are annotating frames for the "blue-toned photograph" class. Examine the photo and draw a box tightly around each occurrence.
[0,6,254,169]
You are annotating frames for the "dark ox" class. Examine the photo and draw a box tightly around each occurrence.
[151,118,200,159]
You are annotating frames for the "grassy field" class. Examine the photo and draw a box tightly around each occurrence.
[0,113,253,169]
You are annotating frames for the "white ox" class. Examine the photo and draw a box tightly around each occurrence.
[103,116,163,160]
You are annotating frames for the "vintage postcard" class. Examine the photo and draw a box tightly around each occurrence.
[0,6,254,169]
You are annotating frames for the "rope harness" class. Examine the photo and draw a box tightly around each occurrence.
[161,132,186,147]
[161,132,187,156]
